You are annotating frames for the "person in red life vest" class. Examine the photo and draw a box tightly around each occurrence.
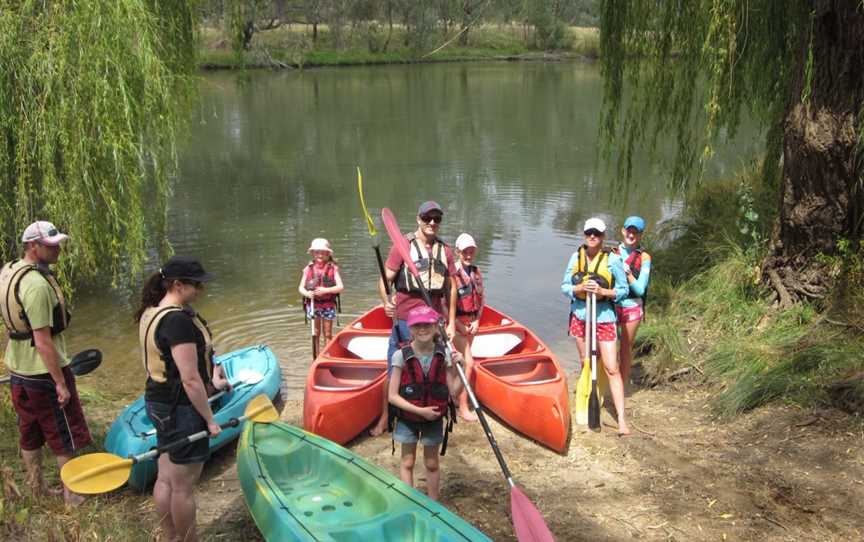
[452,233,484,422]
[561,218,631,435]
[297,238,344,355]
[388,305,464,501]
[369,201,458,437]
[613,216,652,386]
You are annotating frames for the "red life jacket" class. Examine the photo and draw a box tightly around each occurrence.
[397,343,450,423]
[454,264,483,316]
[303,262,338,308]
[612,246,643,279]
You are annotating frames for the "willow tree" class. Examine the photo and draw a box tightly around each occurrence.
[599,1,864,306]
[0,1,197,284]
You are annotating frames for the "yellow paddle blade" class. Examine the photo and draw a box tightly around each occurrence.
[246,394,279,423]
[357,166,377,236]
[61,452,133,495]
[574,358,590,426]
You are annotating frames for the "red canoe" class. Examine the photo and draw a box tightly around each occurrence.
[303,305,570,452]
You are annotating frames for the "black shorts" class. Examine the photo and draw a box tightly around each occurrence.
[145,401,209,465]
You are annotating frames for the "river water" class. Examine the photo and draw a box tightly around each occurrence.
[64,62,760,401]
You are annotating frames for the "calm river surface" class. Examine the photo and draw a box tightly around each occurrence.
[66,61,760,401]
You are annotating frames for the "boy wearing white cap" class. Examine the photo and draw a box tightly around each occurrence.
[561,218,631,435]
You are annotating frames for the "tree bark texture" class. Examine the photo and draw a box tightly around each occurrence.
[764,1,864,306]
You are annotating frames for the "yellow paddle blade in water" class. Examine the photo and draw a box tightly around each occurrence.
[61,452,132,495]
[357,166,377,237]
[246,394,279,423]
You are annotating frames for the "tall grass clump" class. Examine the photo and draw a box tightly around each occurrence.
[639,161,864,416]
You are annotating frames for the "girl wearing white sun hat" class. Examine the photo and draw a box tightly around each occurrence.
[452,233,484,422]
[298,238,344,357]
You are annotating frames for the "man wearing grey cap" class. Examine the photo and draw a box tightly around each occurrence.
[0,221,91,505]
[369,201,458,437]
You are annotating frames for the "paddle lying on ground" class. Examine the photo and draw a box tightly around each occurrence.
[61,394,279,495]
[141,369,265,436]
[0,348,102,385]
[381,208,555,542]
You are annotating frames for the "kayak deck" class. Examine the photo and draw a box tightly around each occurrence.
[239,421,491,541]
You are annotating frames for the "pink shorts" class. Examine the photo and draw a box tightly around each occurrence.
[569,314,617,342]
[615,304,644,324]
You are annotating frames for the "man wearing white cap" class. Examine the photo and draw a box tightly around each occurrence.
[0,221,91,504]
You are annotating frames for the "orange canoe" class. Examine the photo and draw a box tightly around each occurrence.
[303,306,390,444]
[303,305,570,452]
[470,307,571,453]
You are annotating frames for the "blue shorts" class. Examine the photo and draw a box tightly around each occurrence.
[392,417,444,446]
[145,401,209,465]
[387,319,411,375]
[308,306,337,321]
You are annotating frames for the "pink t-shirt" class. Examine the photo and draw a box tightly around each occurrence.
[385,236,457,321]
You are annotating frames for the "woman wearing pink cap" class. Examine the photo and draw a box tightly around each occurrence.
[298,238,344,356]
[452,232,484,421]
[388,305,464,501]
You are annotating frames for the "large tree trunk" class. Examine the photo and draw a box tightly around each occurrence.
[763,1,864,307]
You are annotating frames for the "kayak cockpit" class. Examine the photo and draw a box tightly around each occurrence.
[477,356,561,386]
[312,362,386,391]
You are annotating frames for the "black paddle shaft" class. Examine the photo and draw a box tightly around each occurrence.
[373,243,392,296]
[135,415,246,464]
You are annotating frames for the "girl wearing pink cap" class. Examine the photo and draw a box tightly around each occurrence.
[452,232,484,421]
[298,238,344,355]
[388,305,464,501]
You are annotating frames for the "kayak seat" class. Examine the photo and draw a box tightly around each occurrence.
[470,330,528,358]
[254,440,389,522]
[478,357,560,386]
[313,363,386,391]
[326,332,389,361]
[328,513,436,542]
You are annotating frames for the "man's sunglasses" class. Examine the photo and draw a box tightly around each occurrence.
[420,213,443,224]
[584,229,604,237]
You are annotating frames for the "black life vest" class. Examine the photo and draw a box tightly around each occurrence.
[570,246,613,300]
[303,262,339,304]
[394,235,449,296]
[0,260,70,342]
[454,264,483,316]
[397,343,451,423]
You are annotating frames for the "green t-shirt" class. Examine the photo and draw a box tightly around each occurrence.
[4,268,69,375]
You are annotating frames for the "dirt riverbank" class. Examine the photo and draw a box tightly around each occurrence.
[188,378,863,541]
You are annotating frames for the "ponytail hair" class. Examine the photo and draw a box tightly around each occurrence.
[134,271,169,322]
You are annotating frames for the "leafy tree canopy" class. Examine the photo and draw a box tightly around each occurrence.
[0,0,197,286]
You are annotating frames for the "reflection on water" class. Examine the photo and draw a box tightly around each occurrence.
[66,62,760,402]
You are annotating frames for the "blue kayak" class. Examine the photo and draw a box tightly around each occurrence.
[104,344,282,490]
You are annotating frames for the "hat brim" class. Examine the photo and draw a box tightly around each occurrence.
[308,247,333,254]
[408,317,439,326]
[35,233,69,246]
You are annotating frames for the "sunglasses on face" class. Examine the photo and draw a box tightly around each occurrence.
[420,214,443,224]
[584,229,604,237]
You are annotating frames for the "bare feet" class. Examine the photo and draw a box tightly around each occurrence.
[459,409,478,422]
[617,420,632,437]
[368,418,387,437]
[64,487,86,507]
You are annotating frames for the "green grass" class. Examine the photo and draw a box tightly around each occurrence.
[196,23,597,70]
[0,383,152,541]
[638,162,864,417]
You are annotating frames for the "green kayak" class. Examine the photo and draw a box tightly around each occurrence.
[238,421,492,541]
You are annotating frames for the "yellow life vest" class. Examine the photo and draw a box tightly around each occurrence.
[570,246,613,301]
[0,259,69,341]
[138,305,213,384]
